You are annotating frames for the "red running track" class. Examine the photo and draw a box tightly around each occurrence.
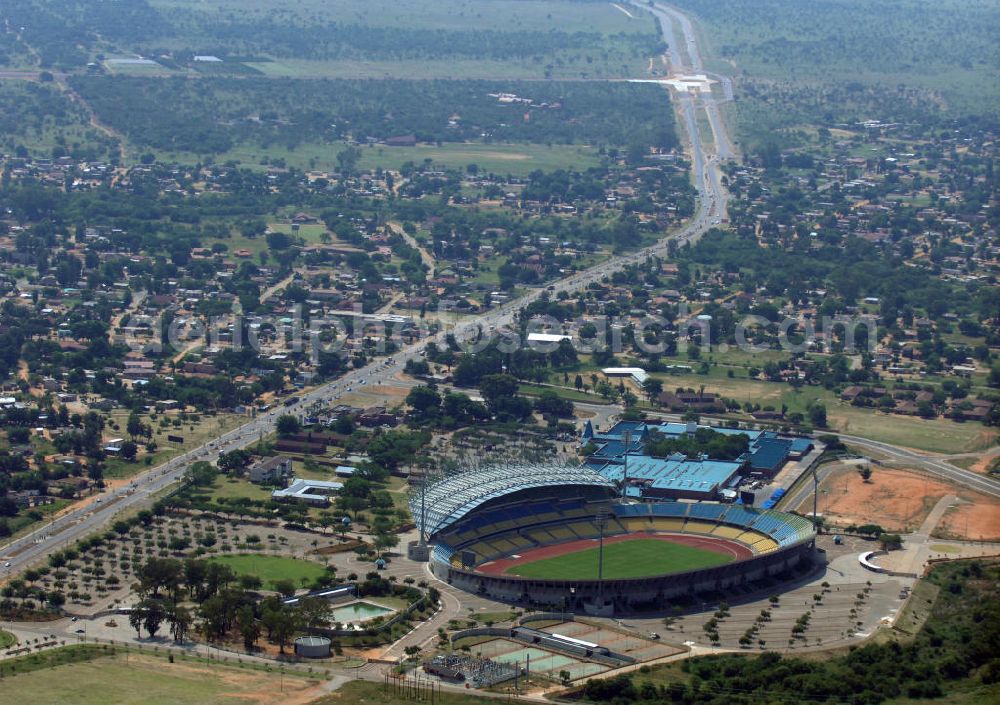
[476,531,753,577]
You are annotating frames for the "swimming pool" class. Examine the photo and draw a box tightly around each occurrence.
[330,601,393,624]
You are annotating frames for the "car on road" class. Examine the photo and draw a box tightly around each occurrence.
[74,628,85,634]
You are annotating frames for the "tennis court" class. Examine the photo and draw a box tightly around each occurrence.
[468,638,609,680]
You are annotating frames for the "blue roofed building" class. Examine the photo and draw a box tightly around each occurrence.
[581,418,810,500]
[593,453,743,500]
[749,436,793,473]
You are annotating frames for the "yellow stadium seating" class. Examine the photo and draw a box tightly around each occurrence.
[752,537,780,553]
[566,521,600,538]
[622,518,652,532]
[548,527,576,542]
[711,525,745,540]
[650,517,685,532]
[682,520,718,535]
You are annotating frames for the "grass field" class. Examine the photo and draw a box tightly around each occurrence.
[159,140,602,177]
[241,55,650,80]
[0,651,320,705]
[671,0,998,114]
[101,410,245,480]
[311,680,512,705]
[518,383,612,405]
[142,0,656,80]
[640,358,997,454]
[207,554,327,590]
[507,538,732,580]
[0,629,16,649]
[152,0,651,35]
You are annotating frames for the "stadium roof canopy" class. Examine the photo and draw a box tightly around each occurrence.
[412,465,614,538]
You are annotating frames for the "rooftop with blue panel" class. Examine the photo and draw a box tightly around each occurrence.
[581,419,813,500]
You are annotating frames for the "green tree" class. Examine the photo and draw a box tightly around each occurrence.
[642,377,664,403]
[183,461,217,487]
[218,449,253,473]
[405,385,441,420]
[478,373,519,411]
[142,598,167,638]
[167,603,192,643]
[276,415,300,436]
[808,403,828,428]
[238,605,261,651]
[127,412,144,440]
[120,440,138,461]
[374,531,400,558]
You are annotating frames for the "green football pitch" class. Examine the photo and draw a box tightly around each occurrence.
[506,538,733,580]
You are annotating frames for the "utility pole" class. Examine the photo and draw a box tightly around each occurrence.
[813,464,819,526]
[420,472,427,545]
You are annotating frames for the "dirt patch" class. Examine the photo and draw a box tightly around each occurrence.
[936,496,1000,542]
[310,539,368,555]
[965,449,1000,474]
[808,465,951,532]
[810,464,1000,539]
[131,655,322,705]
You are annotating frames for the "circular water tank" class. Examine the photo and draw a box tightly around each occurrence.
[294,635,331,658]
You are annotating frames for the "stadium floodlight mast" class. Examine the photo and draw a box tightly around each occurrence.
[595,506,611,605]
[621,430,632,501]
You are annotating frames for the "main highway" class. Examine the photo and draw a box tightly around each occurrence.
[2,2,994,578]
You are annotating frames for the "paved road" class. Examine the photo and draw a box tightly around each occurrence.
[1,2,730,576]
[836,433,1000,499]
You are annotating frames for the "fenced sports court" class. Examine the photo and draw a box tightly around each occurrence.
[468,638,610,680]
[540,621,682,662]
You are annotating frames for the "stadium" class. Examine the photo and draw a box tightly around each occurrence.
[411,465,817,615]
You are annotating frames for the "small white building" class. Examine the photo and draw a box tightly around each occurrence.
[601,367,649,384]
[272,478,343,506]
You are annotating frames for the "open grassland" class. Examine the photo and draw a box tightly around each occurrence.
[135,0,658,80]
[0,81,115,160]
[3,498,72,538]
[644,360,996,454]
[152,0,651,35]
[242,55,650,80]
[207,553,328,590]
[518,383,610,405]
[508,538,732,580]
[671,0,998,114]
[310,679,512,705]
[0,650,321,705]
[72,77,676,167]
[101,410,245,480]
[163,141,602,177]
[202,476,274,503]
